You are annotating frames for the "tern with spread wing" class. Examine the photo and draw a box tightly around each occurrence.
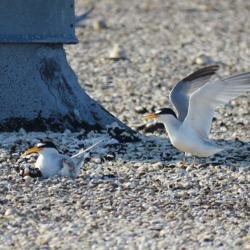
[144,65,250,168]
[24,139,103,178]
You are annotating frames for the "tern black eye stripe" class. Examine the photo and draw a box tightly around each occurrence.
[37,141,58,150]
[155,108,177,118]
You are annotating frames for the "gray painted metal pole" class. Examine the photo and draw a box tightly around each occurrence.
[0,0,78,43]
[0,0,137,138]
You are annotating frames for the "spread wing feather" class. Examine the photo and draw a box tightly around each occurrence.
[183,71,250,139]
[170,65,219,121]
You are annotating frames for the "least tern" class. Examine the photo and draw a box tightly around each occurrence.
[24,139,103,178]
[144,65,250,168]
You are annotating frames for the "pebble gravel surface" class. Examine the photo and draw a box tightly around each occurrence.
[1,0,250,249]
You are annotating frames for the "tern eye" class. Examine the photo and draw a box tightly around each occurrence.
[37,141,58,150]
[155,108,177,118]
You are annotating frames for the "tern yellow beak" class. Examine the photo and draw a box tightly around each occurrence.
[143,113,159,119]
[24,146,42,155]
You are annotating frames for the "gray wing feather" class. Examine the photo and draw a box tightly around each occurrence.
[184,71,250,139]
[57,158,64,170]
[71,139,104,171]
[170,65,219,121]
[71,139,104,159]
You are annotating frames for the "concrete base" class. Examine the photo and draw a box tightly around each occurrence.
[0,44,134,134]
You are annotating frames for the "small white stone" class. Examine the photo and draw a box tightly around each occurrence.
[110,122,120,129]
[24,175,32,184]
[5,208,18,216]
[23,167,30,176]
[109,44,127,59]
[64,129,71,135]
[196,53,215,65]
[186,166,194,172]
[107,139,119,145]
[92,158,101,164]
[93,19,107,30]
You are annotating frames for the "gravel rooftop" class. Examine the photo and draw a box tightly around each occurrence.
[1,0,250,249]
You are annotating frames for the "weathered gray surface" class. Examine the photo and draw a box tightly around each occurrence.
[0,44,134,133]
[0,0,78,43]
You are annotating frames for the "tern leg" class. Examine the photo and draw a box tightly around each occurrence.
[177,153,187,168]
[189,155,197,168]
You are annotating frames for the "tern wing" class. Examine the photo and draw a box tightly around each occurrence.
[183,71,250,139]
[170,65,219,122]
[58,156,75,178]
[71,139,104,159]
[71,139,104,170]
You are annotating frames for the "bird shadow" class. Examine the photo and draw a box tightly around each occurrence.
[95,135,250,172]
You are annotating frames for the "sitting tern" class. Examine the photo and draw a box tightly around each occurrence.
[144,65,250,168]
[24,139,103,178]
